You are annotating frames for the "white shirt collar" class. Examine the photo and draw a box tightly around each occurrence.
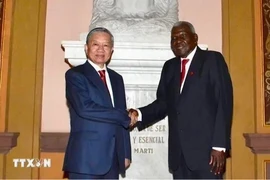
[87,59,107,72]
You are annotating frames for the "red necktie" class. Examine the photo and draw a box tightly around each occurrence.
[98,70,109,92]
[181,59,189,84]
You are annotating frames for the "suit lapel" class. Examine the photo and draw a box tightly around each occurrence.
[173,57,181,95]
[164,57,182,106]
[107,68,119,108]
[181,48,205,95]
[83,61,112,106]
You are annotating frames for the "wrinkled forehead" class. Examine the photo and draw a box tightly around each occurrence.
[89,32,112,42]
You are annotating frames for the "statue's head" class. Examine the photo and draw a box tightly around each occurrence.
[115,0,155,18]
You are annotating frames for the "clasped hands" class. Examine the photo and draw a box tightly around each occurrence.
[127,108,138,127]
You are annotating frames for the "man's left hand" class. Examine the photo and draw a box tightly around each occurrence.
[209,149,225,175]
[125,158,131,169]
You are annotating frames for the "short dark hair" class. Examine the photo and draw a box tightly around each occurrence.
[86,27,114,46]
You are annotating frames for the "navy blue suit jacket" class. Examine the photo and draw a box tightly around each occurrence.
[138,47,233,171]
[63,61,131,175]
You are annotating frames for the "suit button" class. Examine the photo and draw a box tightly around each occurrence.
[177,112,180,115]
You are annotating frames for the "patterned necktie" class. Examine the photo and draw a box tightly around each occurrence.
[98,70,109,92]
[181,59,189,84]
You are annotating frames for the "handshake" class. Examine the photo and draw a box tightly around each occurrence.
[128,108,139,127]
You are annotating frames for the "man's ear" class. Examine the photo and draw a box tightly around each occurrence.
[194,33,198,44]
[110,49,114,59]
[84,44,88,53]
[84,44,88,58]
[106,49,114,66]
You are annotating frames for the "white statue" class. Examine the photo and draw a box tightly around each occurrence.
[86,0,179,43]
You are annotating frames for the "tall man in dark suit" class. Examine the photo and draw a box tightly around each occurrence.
[63,27,132,179]
[129,21,233,179]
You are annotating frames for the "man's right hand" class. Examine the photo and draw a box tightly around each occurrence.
[209,149,226,175]
[128,108,138,127]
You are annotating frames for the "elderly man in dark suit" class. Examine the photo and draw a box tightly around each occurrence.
[63,27,131,179]
[129,21,233,179]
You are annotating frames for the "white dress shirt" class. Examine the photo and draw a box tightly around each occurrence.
[180,47,197,93]
[88,60,115,107]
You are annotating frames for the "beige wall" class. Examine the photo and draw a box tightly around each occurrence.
[42,0,93,131]
[178,0,222,51]
[41,0,222,131]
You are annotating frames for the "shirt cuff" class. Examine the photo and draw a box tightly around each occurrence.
[212,147,225,152]
[135,108,142,121]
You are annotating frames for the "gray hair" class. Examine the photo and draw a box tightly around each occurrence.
[86,27,114,46]
[172,21,196,34]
